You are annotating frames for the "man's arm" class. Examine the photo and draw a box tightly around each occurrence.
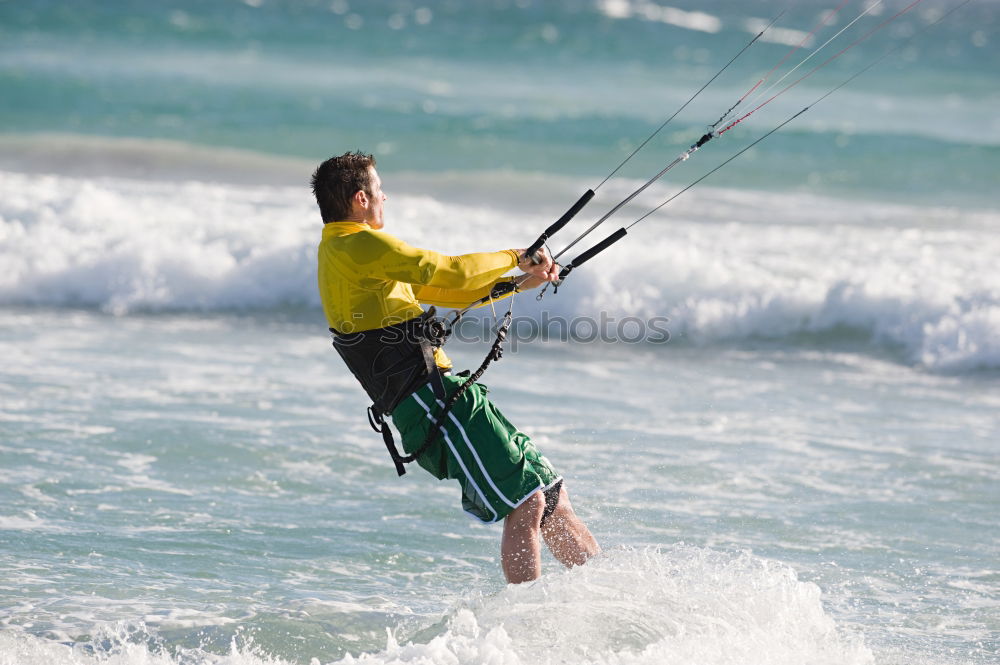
[413,248,559,307]
[413,277,517,309]
[343,230,519,290]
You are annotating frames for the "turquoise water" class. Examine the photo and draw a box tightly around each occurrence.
[1,0,998,203]
[2,310,997,664]
[1,1,999,664]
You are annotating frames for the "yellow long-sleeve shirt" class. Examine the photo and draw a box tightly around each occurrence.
[317,221,519,369]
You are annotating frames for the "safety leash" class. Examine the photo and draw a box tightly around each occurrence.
[406,308,515,466]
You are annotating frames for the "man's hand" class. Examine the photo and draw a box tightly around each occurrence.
[515,273,553,290]
[515,247,560,283]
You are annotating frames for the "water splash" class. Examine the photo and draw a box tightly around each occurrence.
[342,546,873,665]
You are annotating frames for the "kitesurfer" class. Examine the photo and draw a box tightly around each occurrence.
[312,151,600,584]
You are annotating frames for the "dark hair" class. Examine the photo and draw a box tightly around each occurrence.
[310,151,376,223]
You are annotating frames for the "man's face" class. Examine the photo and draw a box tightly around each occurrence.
[363,167,387,229]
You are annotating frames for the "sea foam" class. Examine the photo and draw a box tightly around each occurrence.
[0,547,874,665]
[439,546,872,665]
[1,167,997,372]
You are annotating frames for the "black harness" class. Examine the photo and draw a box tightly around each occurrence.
[332,285,518,476]
[331,309,448,475]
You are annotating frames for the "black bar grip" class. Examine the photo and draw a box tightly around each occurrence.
[525,189,595,259]
[569,227,628,269]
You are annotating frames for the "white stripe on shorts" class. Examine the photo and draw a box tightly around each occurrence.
[411,389,499,523]
[433,395,521,510]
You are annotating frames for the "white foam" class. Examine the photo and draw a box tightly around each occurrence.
[569,209,1000,372]
[115,453,157,474]
[742,17,814,47]
[597,2,722,34]
[1,168,997,372]
[597,2,815,44]
[339,546,872,665]
[0,627,282,665]
[0,547,871,664]
[0,511,67,533]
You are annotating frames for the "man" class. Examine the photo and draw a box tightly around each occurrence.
[312,151,599,584]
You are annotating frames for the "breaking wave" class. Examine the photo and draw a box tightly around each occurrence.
[1,163,997,372]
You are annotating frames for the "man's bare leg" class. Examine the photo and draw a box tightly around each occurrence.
[501,486,600,583]
[501,491,545,584]
[541,485,600,568]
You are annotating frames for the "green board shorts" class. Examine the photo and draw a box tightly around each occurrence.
[391,373,561,524]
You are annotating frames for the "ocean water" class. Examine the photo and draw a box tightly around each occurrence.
[1,1,998,664]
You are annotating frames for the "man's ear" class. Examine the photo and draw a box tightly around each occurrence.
[352,189,370,209]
